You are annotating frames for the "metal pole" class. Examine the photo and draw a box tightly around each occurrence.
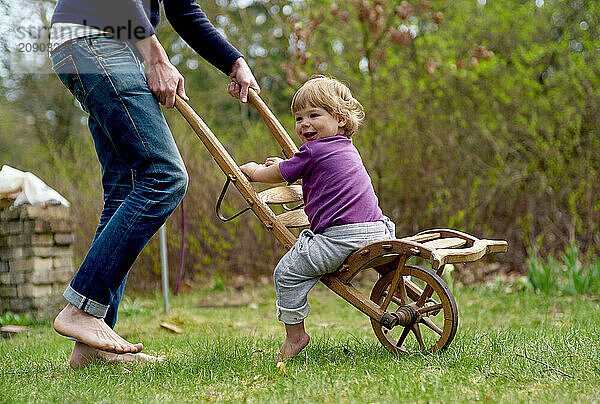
[159,224,169,313]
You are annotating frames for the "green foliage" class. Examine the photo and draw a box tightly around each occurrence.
[527,253,559,296]
[0,311,32,327]
[2,0,599,286]
[527,242,600,296]
[211,274,227,291]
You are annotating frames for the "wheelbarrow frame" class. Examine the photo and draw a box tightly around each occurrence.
[173,91,508,354]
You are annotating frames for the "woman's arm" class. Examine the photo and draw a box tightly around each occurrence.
[163,0,242,75]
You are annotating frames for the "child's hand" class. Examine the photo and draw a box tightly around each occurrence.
[265,157,284,167]
[240,162,261,181]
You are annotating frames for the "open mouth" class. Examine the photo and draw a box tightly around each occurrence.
[303,132,317,141]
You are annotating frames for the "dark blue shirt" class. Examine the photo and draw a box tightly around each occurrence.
[51,0,243,74]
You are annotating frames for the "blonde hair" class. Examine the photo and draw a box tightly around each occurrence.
[291,76,364,137]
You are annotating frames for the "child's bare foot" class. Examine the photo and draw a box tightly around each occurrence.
[278,333,310,361]
[69,342,165,369]
[278,321,310,361]
[54,303,143,354]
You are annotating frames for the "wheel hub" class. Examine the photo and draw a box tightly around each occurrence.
[380,305,417,329]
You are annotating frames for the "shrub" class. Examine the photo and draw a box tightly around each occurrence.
[527,243,600,296]
[0,312,32,327]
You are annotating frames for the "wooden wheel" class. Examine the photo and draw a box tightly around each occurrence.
[370,264,458,354]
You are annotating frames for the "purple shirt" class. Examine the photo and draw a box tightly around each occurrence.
[279,135,384,234]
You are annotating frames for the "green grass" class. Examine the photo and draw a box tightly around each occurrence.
[1,277,599,403]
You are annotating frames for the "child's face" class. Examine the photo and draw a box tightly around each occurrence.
[294,106,346,144]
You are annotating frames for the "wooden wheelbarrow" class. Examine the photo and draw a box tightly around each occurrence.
[173,91,507,354]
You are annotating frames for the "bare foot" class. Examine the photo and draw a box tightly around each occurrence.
[278,333,310,361]
[69,342,165,370]
[54,303,143,354]
[278,321,310,361]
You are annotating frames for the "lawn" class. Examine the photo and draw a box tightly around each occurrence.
[1,275,599,403]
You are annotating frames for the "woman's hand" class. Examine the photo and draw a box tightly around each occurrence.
[135,35,188,108]
[228,57,260,103]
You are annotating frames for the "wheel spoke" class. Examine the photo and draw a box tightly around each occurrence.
[420,317,443,336]
[381,270,402,311]
[417,303,443,316]
[398,277,409,305]
[411,324,427,351]
[380,291,404,307]
[405,278,423,301]
[416,284,435,307]
[381,256,408,311]
[395,326,411,349]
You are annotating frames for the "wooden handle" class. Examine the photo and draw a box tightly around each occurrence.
[173,95,298,249]
[247,88,299,158]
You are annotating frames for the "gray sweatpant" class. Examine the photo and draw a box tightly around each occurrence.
[274,218,395,324]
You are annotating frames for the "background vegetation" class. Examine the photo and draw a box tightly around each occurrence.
[1,0,598,289]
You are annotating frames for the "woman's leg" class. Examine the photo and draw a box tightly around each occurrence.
[52,36,187,352]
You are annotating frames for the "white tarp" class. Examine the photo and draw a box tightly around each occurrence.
[0,165,70,207]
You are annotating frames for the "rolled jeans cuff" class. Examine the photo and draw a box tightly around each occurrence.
[63,285,109,318]
[276,300,310,324]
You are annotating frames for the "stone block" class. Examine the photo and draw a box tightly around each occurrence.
[0,272,27,285]
[0,234,27,248]
[33,219,50,233]
[9,257,53,273]
[1,205,73,319]
[31,270,50,284]
[21,205,71,220]
[17,283,32,297]
[34,284,54,298]
[32,267,72,284]
[0,247,26,260]
[0,285,17,297]
[25,246,73,258]
[52,220,75,233]
[32,234,54,246]
[51,268,74,284]
[53,256,73,269]
[0,221,23,236]
[0,208,21,221]
[32,297,63,319]
[22,220,35,234]
[8,297,33,312]
[33,219,75,234]
[54,233,75,245]
[0,273,11,284]
[18,284,52,298]
[11,273,26,284]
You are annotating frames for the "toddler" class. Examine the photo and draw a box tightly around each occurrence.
[240,76,395,359]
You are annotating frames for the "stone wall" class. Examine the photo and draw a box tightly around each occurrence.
[0,205,75,319]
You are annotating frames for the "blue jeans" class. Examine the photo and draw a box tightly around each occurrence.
[50,36,188,328]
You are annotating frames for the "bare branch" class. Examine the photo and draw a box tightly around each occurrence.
[515,352,576,379]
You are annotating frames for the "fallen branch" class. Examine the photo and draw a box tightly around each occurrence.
[516,351,575,379]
